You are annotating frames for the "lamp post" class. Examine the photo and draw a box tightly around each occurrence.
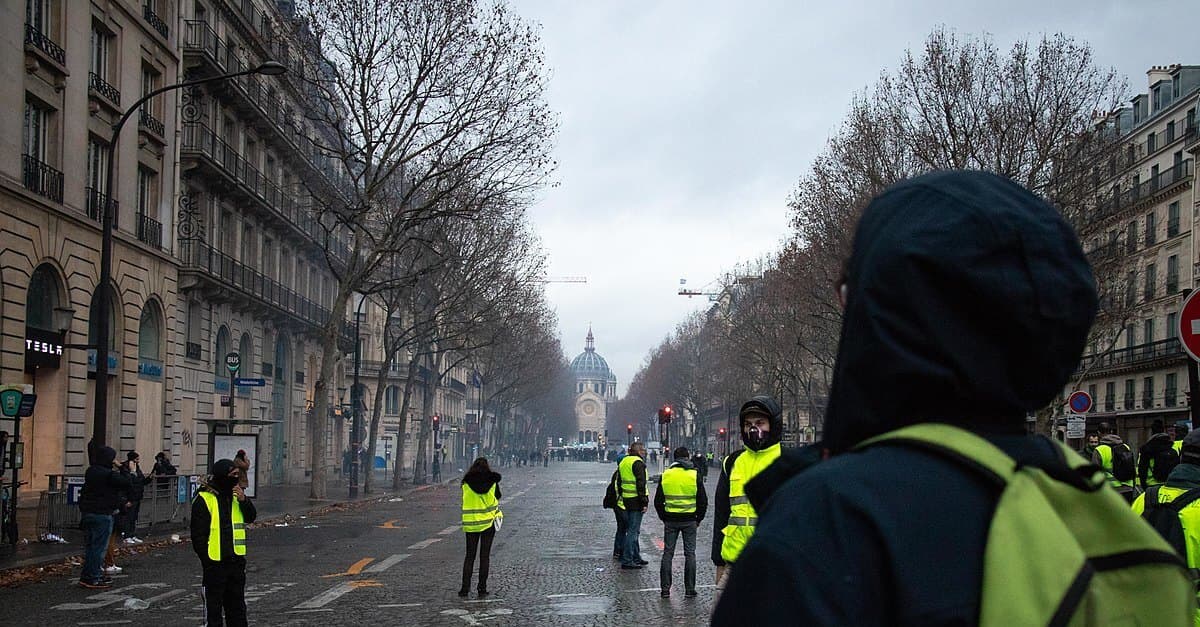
[349,293,367,498]
[90,61,287,453]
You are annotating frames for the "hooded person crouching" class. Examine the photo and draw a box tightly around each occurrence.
[191,458,257,627]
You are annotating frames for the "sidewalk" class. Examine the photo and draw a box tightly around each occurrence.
[0,474,441,573]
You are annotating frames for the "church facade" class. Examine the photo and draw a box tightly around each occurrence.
[570,328,617,444]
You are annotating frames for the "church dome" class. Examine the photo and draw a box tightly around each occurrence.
[570,328,614,381]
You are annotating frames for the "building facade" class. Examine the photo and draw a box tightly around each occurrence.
[1069,64,1200,450]
[569,328,616,444]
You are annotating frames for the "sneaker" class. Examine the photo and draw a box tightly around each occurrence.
[685,590,698,598]
[123,537,138,545]
[132,537,145,544]
[103,565,123,574]
[78,579,111,590]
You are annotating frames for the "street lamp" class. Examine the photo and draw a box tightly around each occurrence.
[90,61,287,453]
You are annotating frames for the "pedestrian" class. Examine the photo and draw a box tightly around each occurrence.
[603,464,626,560]
[1093,422,1138,503]
[711,170,1192,625]
[1139,419,1180,492]
[233,450,251,492]
[691,451,707,480]
[1134,428,1200,626]
[710,395,782,588]
[617,441,649,570]
[459,457,501,597]
[432,454,441,482]
[119,451,146,544]
[77,446,130,588]
[655,446,706,598]
[192,458,257,627]
[1082,432,1100,460]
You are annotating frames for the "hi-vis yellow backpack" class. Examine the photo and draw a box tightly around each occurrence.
[858,423,1194,626]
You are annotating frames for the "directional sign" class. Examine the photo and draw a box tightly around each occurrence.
[1178,290,1200,362]
[1066,415,1087,439]
[1068,391,1092,414]
[16,393,37,417]
[225,352,241,374]
[234,377,266,387]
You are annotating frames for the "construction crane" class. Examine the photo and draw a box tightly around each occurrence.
[677,277,720,299]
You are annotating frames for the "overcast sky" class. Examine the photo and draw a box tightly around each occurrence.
[511,0,1194,396]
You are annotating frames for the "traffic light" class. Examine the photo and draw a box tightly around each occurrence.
[718,427,726,436]
[658,405,674,424]
[627,423,633,434]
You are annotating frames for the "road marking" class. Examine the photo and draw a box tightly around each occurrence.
[438,525,460,535]
[407,538,442,549]
[349,580,383,589]
[77,622,133,626]
[287,609,334,614]
[364,554,410,573]
[378,603,423,608]
[53,583,170,610]
[546,593,589,598]
[465,598,506,603]
[322,557,375,578]
[294,582,356,609]
[378,519,405,529]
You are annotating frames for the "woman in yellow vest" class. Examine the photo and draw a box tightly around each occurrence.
[191,458,256,627]
[460,457,502,598]
[711,395,783,587]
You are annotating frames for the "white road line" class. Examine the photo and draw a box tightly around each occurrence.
[407,538,442,550]
[293,582,356,609]
[438,525,460,535]
[465,598,505,603]
[364,554,410,573]
[287,609,335,613]
[77,622,133,626]
[378,603,423,608]
[546,593,589,598]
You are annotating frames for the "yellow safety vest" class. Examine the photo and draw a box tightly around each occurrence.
[197,491,246,561]
[1178,440,1186,455]
[461,483,498,533]
[661,465,698,515]
[618,455,641,509]
[720,443,781,563]
[1132,484,1200,627]
[1097,443,1134,488]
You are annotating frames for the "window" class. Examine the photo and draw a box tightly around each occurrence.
[1189,108,1197,132]
[1167,120,1176,143]
[23,98,48,161]
[1126,221,1137,253]
[238,333,252,395]
[1169,312,1178,339]
[1105,381,1116,412]
[86,136,110,195]
[1125,324,1135,350]
[1144,318,1155,345]
[1167,255,1179,294]
[1148,132,1157,153]
[1151,164,1160,189]
[137,167,157,217]
[1166,373,1179,407]
[185,300,203,360]
[263,237,275,277]
[1124,380,1134,410]
[1145,212,1156,246]
[1143,377,1154,409]
[90,23,109,79]
[385,386,399,414]
[141,65,161,115]
[1144,263,1156,300]
[138,305,162,362]
[214,326,230,381]
[1168,201,1180,237]
[26,0,49,33]
[1087,384,1097,413]
[1125,270,1137,307]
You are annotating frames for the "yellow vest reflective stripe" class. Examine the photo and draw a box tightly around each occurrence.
[661,466,698,514]
[720,443,781,563]
[197,491,246,561]
[1177,440,1185,455]
[1097,443,1133,488]
[618,455,640,507]
[461,483,498,533]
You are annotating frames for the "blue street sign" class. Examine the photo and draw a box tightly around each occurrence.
[234,377,266,387]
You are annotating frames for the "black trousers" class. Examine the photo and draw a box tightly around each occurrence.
[201,558,247,627]
[461,526,496,592]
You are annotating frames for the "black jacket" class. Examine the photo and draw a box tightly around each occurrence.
[654,460,707,523]
[120,461,146,501]
[622,457,648,510]
[463,469,502,500]
[78,447,131,515]
[191,487,257,564]
[1138,432,1176,488]
[713,171,1098,626]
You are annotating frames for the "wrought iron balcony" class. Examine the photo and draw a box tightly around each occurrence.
[1087,159,1194,227]
[24,23,65,66]
[84,186,118,227]
[88,72,121,107]
[143,4,169,39]
[23,154,63,203]
[139,108,165,137]
[1074,338,1185,376]
[136,212,163,249]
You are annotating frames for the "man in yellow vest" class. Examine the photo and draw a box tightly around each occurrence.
[191,458,257,627]
[655,446,707,598]
[711,395,782,587]
[1133,428,1200,626]
[1093,421,1137,503]
[618,442,649,569]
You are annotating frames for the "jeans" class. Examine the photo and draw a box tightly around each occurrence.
[612,508,628,557]
[461,526,496,592]
[81,512,113,582]
[660,520,698,593]
[621,509,644,566]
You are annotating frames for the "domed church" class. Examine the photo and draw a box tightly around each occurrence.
[570,327,617,444]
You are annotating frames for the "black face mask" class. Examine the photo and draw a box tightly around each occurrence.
[213,473,237,490]
[745,426,769,450]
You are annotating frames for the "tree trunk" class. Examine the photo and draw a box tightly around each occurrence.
[363,355,392,494]
[391,354,421,489]
[413,355,438,484]
[310,289,351,500]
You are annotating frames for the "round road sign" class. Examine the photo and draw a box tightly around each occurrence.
[1179,290,1200,362]
[1068,391,1092,414]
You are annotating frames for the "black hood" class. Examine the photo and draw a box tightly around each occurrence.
[739,395,783,451]
[463,469,501,494]
[210,458,238,492]
[823,170,1097,453]
[93,446,117,467]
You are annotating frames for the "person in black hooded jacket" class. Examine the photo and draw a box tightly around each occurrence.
[1139,419,1179,491]
[191,458,257,627]
[78,445,129,588]
[459,458,502,597]
[712,170,1102,626]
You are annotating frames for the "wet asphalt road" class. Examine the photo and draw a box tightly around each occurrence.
[0,460,721,626]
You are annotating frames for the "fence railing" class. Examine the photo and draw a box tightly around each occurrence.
[143,3,169,39]
[24,23,64,66]
[88,71,121,106]
[37,475,198,538]
[22,154,63,203]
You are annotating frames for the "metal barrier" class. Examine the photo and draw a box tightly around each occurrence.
[38,475,198,537]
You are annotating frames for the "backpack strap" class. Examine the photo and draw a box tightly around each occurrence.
[1165,487,1200,513]
[1143,485,1163,516]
